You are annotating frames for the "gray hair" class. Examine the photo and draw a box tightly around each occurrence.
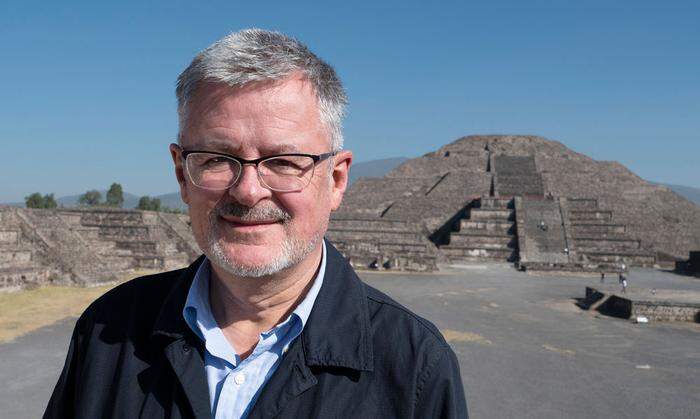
[176,28,347,150]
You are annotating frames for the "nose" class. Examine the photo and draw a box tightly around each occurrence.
[227,164,272,207]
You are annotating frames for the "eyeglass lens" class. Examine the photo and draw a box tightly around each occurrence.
[185,153,316,192]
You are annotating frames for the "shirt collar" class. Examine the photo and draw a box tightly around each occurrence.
[182,241,327,361]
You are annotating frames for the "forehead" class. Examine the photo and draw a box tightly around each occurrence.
[181,77,328,153]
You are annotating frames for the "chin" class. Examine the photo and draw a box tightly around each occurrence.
[205,230,322,279]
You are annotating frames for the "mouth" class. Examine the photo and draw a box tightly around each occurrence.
[219,214,282,229]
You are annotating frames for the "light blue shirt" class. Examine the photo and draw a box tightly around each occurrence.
[182,241,326,419]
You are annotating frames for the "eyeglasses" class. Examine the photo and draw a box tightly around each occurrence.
[179,147,337,192]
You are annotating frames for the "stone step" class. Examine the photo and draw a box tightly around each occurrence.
[134,255,165,270]
[566,199,598,211]
[571,224,626,235]
[333,244,437,272]
[0,249,33,266]
[164,253,193,270]
[79,214,146,227]
[97,256,139,271]
[575,237,640,251]
[333,240,430,255]
[441,245,517,260]
[459,220,515,234]
[478,198,513,209]
[569,210,612,222]
[71,227,102,240]
[0,266,52,288]
[96,226,152,240]
[469,208,514,221]
[448,234,516,248]
[376,242,432,253]
[454,227,515,237]
[328,219,415,232]
[325,229,426,243]
[521,261,624,273]
[578,251,656,266]
[115,241,159,253]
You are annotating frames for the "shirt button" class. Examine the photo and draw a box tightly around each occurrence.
[234,373,246,385]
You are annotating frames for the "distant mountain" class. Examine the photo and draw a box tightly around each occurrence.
[649,182,700,206]
[348,157,408,185]
[154,192,187,211]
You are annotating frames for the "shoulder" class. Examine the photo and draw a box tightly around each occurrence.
[75,266,191,338]
[362,282,449,351]
[359,280,456,389]
[357,280,464,412]
[88,268,185,314]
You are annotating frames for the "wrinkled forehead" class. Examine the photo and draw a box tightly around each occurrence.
[180,75,320,125]
[179,78,330,152]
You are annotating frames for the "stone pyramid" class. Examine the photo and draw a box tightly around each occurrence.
[328,135,700,272]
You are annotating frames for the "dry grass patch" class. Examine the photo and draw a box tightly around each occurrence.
[442,329,493,345]
[0,270,158,343]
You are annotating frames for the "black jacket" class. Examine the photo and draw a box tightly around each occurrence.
[45,241,467,418]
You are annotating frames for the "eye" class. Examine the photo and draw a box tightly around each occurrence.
[268,158,301,169]
[203,157,228,166]
[188,153,234,171]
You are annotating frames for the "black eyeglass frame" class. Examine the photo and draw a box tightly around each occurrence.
[177,146,338,191]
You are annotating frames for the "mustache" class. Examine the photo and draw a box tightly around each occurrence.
[214,202,292,223]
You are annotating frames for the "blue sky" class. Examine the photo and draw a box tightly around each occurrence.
[1,0,698,202]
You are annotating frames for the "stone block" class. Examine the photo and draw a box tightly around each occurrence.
[0,230,19,244]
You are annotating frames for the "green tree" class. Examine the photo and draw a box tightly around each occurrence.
[25,192,45,208]
[43,193,58,209]
[78,190,102,206]
[137,196,161,211]
[160,206,184,214]
[25,192,58,209]
[105,183,124,207]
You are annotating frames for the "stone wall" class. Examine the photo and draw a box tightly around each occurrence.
[382,172,492,233]
[0,206,199,289]
[632,301,700,322]
[336,177,439,218]
[327,216,438,271]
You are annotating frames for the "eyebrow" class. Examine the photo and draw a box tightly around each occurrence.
[191,138,301,154]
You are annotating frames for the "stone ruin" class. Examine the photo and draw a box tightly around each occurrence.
[0,206,199,289]
[328,135,700,273]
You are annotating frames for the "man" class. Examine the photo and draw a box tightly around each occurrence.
[45,29,467,418]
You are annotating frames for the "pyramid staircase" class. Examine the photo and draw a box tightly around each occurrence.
[440,197,519,263]
[14,208,112,283]
[566,198,655,268]
[0,208,53,287]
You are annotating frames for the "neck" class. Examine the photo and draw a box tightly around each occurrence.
[208,243,323,357]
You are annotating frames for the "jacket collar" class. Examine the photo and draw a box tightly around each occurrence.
[150,239,374,372]
[300,240,374,371]
[151,254,206,342]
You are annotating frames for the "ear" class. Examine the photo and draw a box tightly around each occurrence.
[169,143,190,205]
[330,150,352,211]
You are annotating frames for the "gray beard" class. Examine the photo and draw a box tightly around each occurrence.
[203,201,322,278]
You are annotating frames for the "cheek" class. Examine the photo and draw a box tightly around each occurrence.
[187,191,223,234]
[281,191,331,234]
